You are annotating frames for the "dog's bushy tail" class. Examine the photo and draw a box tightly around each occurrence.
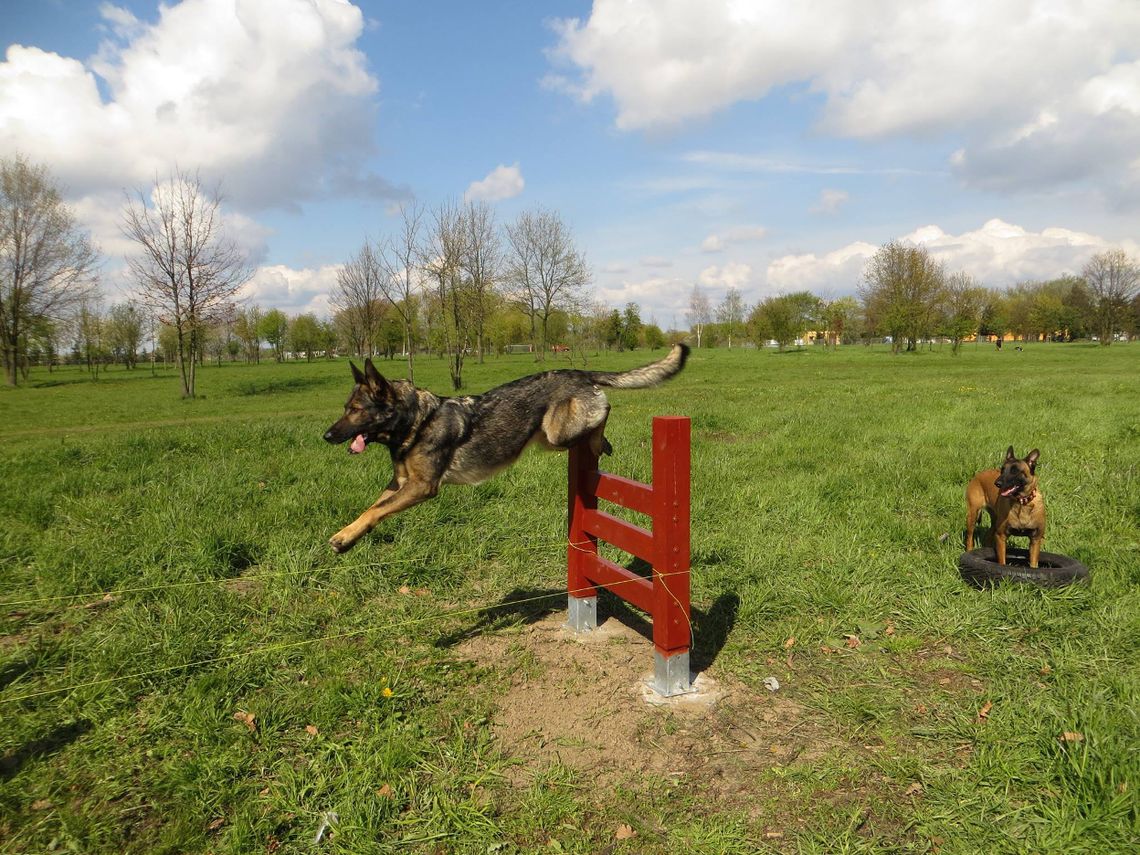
[590,343,690,389]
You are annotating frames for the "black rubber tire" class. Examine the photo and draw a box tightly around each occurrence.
[959,547,1089,588]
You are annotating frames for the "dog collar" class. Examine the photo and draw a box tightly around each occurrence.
[1016,489,1036,506]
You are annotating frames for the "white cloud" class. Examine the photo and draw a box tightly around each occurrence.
[698,262,754,290]
[0,0,396,208]
[239,264,341,316]
[765,219,1140,295]
[898,219,1138,284]
[700,225,766,253]
[766,242,877,295]
[464,163,524,202]
[682,151,931,177]
[549,0,1140,201]
[811,189,849,215]
[595,274,693,324]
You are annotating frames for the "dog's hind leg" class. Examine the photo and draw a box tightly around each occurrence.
[541,393,612,455]
[587,410,612,457]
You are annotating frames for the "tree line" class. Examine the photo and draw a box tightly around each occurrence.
[3,155,1138,394]
[691,242,1140,354]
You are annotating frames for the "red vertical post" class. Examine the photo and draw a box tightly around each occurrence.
[567,442,599,601]
[651,416,691,658]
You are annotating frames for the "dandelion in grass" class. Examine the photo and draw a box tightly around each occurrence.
[382,686,393,698]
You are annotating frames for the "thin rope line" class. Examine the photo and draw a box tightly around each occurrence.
[0,569,693,706]
[566,537,695,637]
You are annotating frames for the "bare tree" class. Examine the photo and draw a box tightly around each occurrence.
[422,201,470,389]
[332,238,386,357]
[121,170,252,397]
[504,207,590,360]
[73,297,106,379]
[715,286,745,348]
[1083,250,1140,346]
[686,284,711,348]
[461,200,502,364]
[376,200,425,382]
[0,155,99,385]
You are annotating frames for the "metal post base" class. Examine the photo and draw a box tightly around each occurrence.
[651,650,692,697]
[566,595,597,633]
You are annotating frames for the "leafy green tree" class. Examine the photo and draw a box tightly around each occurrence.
[106,302,143,368]
[259,308,289,362]
[940,273,986,354]
[977,290,1009,341]
[603,309,623,350]
[859,242,945,352]
[73,300,107,379]
[619,302,642,351]
[234,305,263,363]
[642,322,666,349]
[749,291,819,351]
[819,296,861,346]
[288,313,322,362]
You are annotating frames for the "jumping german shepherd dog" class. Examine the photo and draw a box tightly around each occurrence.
[965,446,1046,568]
[323,344,690,553]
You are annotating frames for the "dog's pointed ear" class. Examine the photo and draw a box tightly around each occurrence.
[1004,446,1017,463]
[350,361,366,385]
[363,357,388,392]
[1025,448,1040,472]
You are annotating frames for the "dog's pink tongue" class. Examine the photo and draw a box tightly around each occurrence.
[349,434,367,454]
[1000,486,1017,497]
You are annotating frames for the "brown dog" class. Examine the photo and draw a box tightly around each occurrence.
[965,447,1046,567]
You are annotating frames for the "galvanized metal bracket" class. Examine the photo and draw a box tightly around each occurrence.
[651,650,692,697]
[565,595,597,633]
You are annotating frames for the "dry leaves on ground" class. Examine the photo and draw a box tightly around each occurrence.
[233,710,256,732]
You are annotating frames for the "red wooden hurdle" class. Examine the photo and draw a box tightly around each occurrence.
[566,416,692,696]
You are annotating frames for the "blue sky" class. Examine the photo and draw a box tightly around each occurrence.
[3,0,1139,326]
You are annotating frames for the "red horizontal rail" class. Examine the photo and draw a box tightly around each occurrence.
[579,554,653,613]
[581,508,654,563]
[589,471,654,517]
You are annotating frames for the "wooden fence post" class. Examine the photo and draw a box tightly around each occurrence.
[565,416,692,696]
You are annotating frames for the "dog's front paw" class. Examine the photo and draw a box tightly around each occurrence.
[329,532,356,554]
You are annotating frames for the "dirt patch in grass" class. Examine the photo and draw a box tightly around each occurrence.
[457,612,867,806]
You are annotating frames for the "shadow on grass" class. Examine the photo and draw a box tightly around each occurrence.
[0,719,92,781]
[434,556,739,675]
[233,376,326,396]
[433,587,566,648]
[0,658,32,692]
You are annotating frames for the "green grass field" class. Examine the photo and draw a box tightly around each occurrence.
[1,344,1138,853]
